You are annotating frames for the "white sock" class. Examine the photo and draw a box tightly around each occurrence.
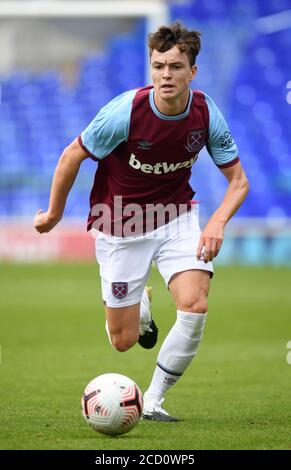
[105,320,113,347]
[139,288,151,334]
[145,310,207,401]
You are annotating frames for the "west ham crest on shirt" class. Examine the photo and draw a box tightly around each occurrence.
[112,282,128,300]
[185,129,206,152]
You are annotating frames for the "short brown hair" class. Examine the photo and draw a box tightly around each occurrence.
[148,22,201,67]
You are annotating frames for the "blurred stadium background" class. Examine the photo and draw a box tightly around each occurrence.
[1,0,291,452]
[0,0,291,265]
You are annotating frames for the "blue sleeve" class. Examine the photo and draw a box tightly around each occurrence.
[205,94,239,168]
[80,89,137,159]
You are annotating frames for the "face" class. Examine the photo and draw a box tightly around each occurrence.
[151,45,197,103]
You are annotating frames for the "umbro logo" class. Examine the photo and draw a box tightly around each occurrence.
[137,140,152,150]
[164,377,177,385]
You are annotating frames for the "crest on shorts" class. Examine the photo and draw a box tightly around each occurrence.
[185,129,206,152]
[112,282,128,300]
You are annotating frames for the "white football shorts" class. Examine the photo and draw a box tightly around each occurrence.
[95,205,213,308]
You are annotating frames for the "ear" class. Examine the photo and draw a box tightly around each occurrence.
[190,65,198,81]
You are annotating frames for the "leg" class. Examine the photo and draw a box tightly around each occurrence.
[96,232,158,350]
[169,269,210,313]
[105,288,158,352]
[143,207,213,420]
[105,303,140,352]
[143,269,211,421]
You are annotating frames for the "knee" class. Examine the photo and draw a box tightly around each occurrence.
[112,339,135,352]
[111,333,138,352]
[178,295,208,314]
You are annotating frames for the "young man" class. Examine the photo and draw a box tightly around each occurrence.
[34,23,249,421]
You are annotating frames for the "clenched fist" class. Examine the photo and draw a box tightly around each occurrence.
[34,209,60,233]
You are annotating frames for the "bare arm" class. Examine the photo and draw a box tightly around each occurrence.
[196,161,249,263]
[34,138,90,233]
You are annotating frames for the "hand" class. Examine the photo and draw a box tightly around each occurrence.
[196,219,224,263]
[34,209,60,233]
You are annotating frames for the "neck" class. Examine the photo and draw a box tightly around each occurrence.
[154,90,190,116]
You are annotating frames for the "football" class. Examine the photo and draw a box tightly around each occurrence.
[81,373,143,436]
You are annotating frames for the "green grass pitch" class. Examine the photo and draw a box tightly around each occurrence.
[0,263,290,450]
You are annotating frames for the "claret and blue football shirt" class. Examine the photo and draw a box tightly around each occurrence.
[78,86,239,234]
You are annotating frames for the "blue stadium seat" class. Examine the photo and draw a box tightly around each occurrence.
[0,2,290,220]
